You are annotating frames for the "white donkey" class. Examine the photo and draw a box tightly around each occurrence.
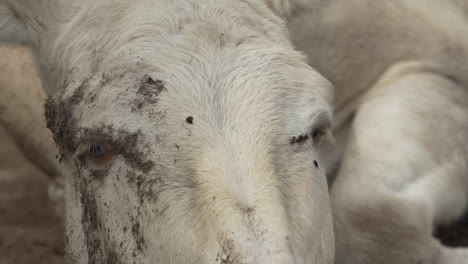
[291,0,468,263]
[0,0,335,263]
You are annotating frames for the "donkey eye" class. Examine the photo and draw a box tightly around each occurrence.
[89,144,109,157]
[311,125,328,143]
[309,111,332,144]
[311,129,324,141]
[83,142,116,164]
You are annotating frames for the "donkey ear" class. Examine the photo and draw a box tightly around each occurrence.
[0,0,54,46]
[264,0,329,17]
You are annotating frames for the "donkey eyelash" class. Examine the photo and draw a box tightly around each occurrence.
[290,123,333,146]
[73,141,97,159]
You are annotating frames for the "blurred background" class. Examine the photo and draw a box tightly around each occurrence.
[0,45,63,264]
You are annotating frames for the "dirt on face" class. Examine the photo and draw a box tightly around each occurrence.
[136,75,165,102]
[44,77,89,156]
[1,115,468,264]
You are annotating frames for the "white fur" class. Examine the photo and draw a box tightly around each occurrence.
[291,1,468,263]
[265,0,329,17]
[0,0,334,263]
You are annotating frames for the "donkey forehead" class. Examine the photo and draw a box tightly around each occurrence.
[58,30,330,117]
[52,0,331,116]
[55,0,288,72]
[49,0,334,147]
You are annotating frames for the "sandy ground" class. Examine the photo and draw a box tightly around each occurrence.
[0,127,64,264]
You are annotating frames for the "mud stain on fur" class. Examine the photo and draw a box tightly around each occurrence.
[124,171,167,252]
[46,85,156,172]
[137,74,165,99]
[80,126,155,174]
[78,166,122,264]
[46,70,167,262]
[133,75,166,111]
[131,222,145,252]
[216,238,241,264]
[45,72,165,166]
[131,172,147,252]
[89,167,111,180]
[45,77,91,157]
